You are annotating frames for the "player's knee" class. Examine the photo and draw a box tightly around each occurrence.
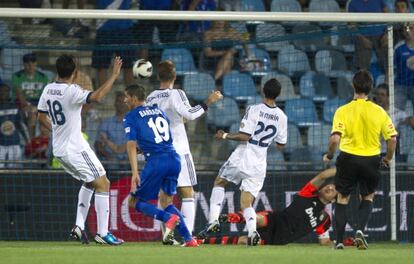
[128,196,137,208]
[178,186,194,198]
[214,176,227,187]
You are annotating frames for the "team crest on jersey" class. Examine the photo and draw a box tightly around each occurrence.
[240,122,245,128]
[319,213,325,221]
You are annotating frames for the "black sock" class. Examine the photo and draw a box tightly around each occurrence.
[335,203,347,244]
[357,200,373,232]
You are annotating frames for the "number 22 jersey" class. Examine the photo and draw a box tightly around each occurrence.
[37,82,92,157]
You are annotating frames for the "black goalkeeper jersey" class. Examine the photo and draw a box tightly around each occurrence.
[259,181,331,245]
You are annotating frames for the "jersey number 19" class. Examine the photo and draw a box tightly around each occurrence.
[147,117,170,143]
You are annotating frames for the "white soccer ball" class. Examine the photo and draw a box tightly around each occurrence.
[132,59,153,79]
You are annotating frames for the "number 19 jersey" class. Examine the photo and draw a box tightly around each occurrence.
[123,105,175,158]
[37,82,92,157]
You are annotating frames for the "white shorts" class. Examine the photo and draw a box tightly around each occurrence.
[55,148,106,183]
[218,147,265,198]
[177,153,197,187]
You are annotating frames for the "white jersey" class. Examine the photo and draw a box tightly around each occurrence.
[146,88,206,154]
[237,103,288,174]
[38,82,92,157]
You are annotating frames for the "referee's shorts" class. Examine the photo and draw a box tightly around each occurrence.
[335,151,381,196]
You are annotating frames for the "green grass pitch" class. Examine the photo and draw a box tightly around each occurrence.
[1,242,413,264]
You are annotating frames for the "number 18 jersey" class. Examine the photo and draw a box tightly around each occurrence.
[37,82,92,157]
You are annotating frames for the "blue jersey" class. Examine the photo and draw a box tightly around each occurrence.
[123,105,175,157]
[395,42,414,86]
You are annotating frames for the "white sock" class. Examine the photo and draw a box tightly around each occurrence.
[243,207,257,237]
[181,198,195,234]
[95,192,109,236]
[75,185,94,230]
[209,187,225,223]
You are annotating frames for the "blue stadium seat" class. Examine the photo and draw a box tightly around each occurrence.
[246,94,262,106]
[289,147,324,170]
[161,48,197,75]
[256,23,288,53]
[323,97,346,123]
[206,96,240,129]
[284,98,320,127]
[230,22,248,34]
[337,76,354,101]
[376,74,386,86]
[299,71,334,102]
[240,0,265,11]
[183,72,215,102]
[309,0,341,27]
[222,72,258,102]
[267,147,288,171]
[228,122,241,150]
[284,123,303,154]
[261,72,300,101]
[0,21,12,46]
[270,0,303,27]
[291,24,328,52]
[277,45,311,77]
[398,124,414,155]
[315,50,350,78]
[307,123,332,152]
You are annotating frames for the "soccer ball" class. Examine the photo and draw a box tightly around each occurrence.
[132,59,153,79]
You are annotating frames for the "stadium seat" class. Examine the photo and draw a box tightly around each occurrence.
[323,97,346,123]
[309,0,341,27]
[206,96,240,129]
[307,123,332,152]
[315,50,350,78]
[261,72,300,101]
[0,46,32,81]
[228,122,241,150]
[267,147,288,171]
[336,76,354,101]
[299,71,334,102]
[256,23,289,53]
[291,24,328,52]
[376,74,386,86]
[161,48,197,75]
[230,22,248,34]
[240,46,272,76]
[246,94,262,106]
[270,0,303,27]
[222,72,258,102]
[240,0,265,11]
[183,72,215,102]
[289,147,324,170]
[277,45,311,77]
[398,124,414,155]
[0,21,12,46]
[284,123,303,154]
[284,98,320,127]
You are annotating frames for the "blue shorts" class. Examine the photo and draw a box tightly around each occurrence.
[132,152,181,201]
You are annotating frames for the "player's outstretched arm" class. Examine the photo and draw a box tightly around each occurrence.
[89,57,122,103]
[173,90,222,121]
[126,140,140,193]
[215,130,250,142]
[310,167,336,189]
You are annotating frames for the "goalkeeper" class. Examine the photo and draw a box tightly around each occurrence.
[198,168,337,246]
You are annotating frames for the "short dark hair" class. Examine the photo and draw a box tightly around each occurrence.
[125,84,146,101]
[56,54,76,79]
[23,53,37,63]
[158,60,176,82]
[352,70,373,95]
[263,78,281,100]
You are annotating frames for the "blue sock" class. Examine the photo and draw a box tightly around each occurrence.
[136,201,170,222]
[165,204,192,242]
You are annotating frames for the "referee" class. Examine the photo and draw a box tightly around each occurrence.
[323,70,397,250]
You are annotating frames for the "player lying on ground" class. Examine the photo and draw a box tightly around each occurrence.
[198,168,337,245]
